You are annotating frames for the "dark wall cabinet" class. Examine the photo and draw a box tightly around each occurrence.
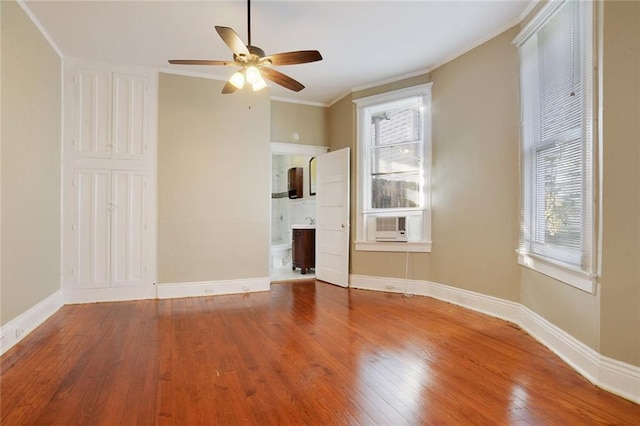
[288,167,303,199]
[292,228,315,274]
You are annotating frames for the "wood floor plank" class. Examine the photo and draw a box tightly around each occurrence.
[2,280,639,425]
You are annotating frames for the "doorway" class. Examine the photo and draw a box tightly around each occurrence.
[270,143,328,282]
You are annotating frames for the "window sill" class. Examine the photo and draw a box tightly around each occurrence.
[355,241,432,253]
[517,251,596,294]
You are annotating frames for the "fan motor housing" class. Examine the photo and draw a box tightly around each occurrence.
[235,45,266,64]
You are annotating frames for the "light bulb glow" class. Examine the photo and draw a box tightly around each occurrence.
[245,66,261,84]
[229,71,245,89]
[252,76,267,91]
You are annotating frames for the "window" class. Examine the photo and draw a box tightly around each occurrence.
[354,84,432,252]
[513,0,596,292]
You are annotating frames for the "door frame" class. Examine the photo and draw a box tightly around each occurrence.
[269,142,329,279]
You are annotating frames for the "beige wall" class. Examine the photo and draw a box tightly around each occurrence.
[270,100,327,146]
[327,1,640,367]
[1,1,61,324]
[426,28,520,301]
[599,0,640,365]
[157,74,270,283]
[331,28,521,302]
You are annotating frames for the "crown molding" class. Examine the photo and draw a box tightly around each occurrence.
[17,0,63,58]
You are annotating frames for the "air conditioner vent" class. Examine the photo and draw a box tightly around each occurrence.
[375,216,407,242]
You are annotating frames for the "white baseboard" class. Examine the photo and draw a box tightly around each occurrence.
[63,285,157,304]
[157,277,271,299]
[1,278,268,354]
[349,274,522,323]
[598,355,640,404]
[0,290,63,356]
[350,274,640,405]
[519,305,601,386]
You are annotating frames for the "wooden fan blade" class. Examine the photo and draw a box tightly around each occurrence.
[168,60,237,66]
[261,67,305,92]
[222,81,238,94]
[263,50,322,66]
[215,26,250,56]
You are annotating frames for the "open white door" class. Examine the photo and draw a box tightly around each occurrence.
[315,148,350,287]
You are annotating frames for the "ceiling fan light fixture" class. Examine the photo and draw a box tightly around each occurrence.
[229,71,245,89]
[245,66,262,85]
[252,77,267,91]
[168,0,322,95]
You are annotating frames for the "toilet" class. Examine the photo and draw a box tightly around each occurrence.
[270,243,291,269]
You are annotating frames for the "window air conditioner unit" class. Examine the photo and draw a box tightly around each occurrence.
[374,216,407,242]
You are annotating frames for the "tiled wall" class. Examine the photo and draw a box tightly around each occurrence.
[271,154,317,245]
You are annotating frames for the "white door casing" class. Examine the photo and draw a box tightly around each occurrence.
[316,148,350,287]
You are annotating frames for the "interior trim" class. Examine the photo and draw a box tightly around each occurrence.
[354,241,432,253]
[270,142,329,156]
[517,252,596,294]
[0,290,63,356]
[17,0,64,58]
[157,277,270,299]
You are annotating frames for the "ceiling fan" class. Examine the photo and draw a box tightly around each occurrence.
[168,0,322,94]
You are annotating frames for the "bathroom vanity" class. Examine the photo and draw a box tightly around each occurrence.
[292,225,315,274]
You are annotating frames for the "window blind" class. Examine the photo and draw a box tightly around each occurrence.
[518,0,594,272]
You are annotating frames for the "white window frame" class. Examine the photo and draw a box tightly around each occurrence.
[354,83,433,253]
[513,0,598,293]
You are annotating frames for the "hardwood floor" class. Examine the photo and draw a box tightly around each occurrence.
[2,281,639,425]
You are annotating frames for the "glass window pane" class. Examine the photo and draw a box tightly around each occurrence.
[372,143,421,174]
[372,173,420,209]
[371,105,421,146]
[538,0,584,143]
[534,139,583,251]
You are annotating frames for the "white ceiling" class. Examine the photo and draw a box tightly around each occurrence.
[24,0,533,106]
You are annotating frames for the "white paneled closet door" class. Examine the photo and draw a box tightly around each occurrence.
[74,68,112,158]
[72,170,149,290]
[63,58,157,303]
[74,70,151,161]
[75,169,111,289]
[112,74,149,160]
[111,171,147,287]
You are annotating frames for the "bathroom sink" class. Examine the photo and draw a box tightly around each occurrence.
[291,224,315,229]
